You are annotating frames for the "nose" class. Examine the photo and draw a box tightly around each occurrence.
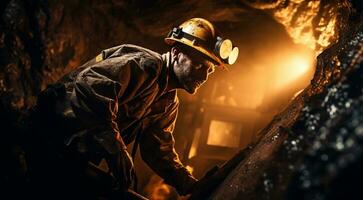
[202,65,213,81]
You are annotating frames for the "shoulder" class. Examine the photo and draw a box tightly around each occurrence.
[76,44,165,93]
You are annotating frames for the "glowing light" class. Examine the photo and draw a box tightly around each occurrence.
[186,165,194,174]
[207,120,242,148]
[228,47,239,65]
[188,128,201,159]
[145,176,172,200]
[291,56,311,76]
[219,39,232,59]
[274,54,314,90]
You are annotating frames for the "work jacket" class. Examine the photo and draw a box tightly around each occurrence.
[36,44,196,195]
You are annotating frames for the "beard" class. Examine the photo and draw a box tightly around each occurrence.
[174,62,200,94]
[178,76,197,94]
[184,82,199,94]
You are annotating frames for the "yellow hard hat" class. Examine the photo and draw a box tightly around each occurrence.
[164,18,239,67]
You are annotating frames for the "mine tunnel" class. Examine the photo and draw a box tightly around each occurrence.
[1,0,363,199]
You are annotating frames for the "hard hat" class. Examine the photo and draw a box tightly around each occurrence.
[165,18,239,67]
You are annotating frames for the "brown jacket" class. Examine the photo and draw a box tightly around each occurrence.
[52,44,196,194]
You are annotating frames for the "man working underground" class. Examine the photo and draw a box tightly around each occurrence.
[29,18,239,199]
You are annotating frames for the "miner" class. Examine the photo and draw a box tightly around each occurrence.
[29,18,238,199]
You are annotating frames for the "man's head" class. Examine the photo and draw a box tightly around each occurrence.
[164,18,239,94]
[170,44,216,94]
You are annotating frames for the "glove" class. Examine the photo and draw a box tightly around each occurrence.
[162,167,197,196]
[187,165,220,199]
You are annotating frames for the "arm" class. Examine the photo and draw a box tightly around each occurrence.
[68,49,161,188]
[139,94,197,195]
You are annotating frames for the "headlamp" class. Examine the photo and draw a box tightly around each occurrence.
[166,27,239,66]
[228,47,239,65]
[215,37,239,65]
[217,39,232,59]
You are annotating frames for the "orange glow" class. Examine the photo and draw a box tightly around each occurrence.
[272,0,337,53]
[273,1,320,50]
[188,128,201,159]
[185,165,194,174]
[274,53,315,90]
[316,15,337,49]
[144,176,172,200]
[207,120,242,148]
[210,46,315,111]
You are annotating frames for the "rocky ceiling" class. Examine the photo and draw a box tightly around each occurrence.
[1,0,363,199]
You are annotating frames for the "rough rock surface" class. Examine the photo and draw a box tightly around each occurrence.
[207,3,363,200]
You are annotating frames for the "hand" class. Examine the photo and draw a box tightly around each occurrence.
[188,165,220,199]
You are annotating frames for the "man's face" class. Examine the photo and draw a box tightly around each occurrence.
[173,48,216,94]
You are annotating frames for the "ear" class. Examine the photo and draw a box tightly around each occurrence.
[171,46,179,61]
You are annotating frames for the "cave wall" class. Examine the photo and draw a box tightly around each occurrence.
[206,1,363,200]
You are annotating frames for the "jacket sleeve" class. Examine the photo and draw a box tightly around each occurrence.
[67,51,161,188]
[139,95,197,195]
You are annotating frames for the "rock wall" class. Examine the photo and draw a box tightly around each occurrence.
[207,1,363,199]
